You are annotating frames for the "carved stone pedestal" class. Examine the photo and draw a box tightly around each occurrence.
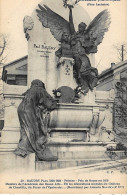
[57,57,76,89]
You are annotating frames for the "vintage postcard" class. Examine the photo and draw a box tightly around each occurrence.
[0,0,127,193]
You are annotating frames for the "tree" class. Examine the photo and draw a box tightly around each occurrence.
[113,43,127,62]
[0,34,8,120]
[0,34,8,67]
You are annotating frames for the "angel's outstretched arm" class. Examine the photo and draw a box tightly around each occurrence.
[69,6,75,35]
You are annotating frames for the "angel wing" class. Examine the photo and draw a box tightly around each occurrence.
[84,9,111,54]
[36,4,70,42]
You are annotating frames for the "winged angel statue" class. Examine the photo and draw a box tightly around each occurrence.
[36,3,110,93]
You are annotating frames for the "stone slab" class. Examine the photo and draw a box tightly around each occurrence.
[0,152,35,173]
[56,151,109,160]
[47,141,116,152]
[36,159,110,171]
[35,141,112,170]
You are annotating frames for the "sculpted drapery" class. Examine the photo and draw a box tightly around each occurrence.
[14,80,57,160]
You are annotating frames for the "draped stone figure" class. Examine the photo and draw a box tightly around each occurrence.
[14,79,58,161]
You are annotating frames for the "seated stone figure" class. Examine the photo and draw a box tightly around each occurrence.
[14,79,58,161]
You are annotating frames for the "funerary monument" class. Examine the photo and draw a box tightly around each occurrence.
[0,0,116,171]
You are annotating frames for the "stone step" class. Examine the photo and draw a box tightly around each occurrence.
[47,141,116,152]
[71,159,127,173]
[106,150,127,160]
[35,142,112,170]
[0,142,116,152]
[51,151,109,160]
[35,159,110,171]
[0,142,115,160]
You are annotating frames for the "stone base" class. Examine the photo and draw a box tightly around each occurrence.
[0,141,117,172]
[0,151,35,173]
[36,159,110,171]
[35,141,115,171]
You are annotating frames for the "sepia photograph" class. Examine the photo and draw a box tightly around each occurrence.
[0,0,127,193]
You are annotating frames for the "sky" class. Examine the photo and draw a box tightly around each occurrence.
[0,0,127,74]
